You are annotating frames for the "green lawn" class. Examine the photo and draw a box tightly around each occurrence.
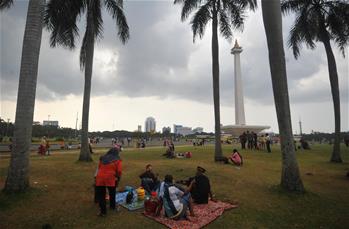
[0,144,348,229]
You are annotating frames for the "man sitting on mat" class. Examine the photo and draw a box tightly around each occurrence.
[139,164,160,194]
[188,166,214,204]
[158,175,195,220]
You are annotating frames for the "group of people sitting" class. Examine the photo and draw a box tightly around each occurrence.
[94,145,240,219]
[94,145,214,219]
[140,164,213,219]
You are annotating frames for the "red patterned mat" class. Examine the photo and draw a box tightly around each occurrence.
[144,200,238,229]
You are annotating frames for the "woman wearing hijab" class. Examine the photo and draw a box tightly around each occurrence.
[95,146,122,216]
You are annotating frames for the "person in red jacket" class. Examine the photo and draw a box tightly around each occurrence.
[95,146,122,216]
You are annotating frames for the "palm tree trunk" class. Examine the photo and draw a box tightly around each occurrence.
[322,38,342,163]
[78,5,95,162]
[4,0,45,192]
[211,10,223,161]
[261,0,304,192]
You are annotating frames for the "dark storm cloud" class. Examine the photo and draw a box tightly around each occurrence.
[1,1,348,106]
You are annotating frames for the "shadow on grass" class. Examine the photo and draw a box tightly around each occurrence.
[0,187,44,211]
[268,184,313,198]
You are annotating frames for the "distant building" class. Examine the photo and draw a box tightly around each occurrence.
[174,124,193,136]
[173,124,183,134]
[145,117,156,132]
[43,120,59,126]
[33,121,41,125]
[193,127,204,133]
[162,126,171,134]
[137,125,142,132]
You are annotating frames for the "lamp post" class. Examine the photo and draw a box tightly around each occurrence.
[47,114,51,138]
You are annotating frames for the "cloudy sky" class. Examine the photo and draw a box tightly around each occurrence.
[0,0,348,134]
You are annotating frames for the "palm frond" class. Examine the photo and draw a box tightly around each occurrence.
[326,2,349,57]
[233,0,258,11]
[288,8,316,59]
[44,0,86,49]
[176,0,203,21]
[0,0,13,10]
[219,9,232,39]
[104,0,130,44]
[224,0,245,30]
[80,30,88,70]
[281,0,306,15]
[90,0,103,40]
[191,1,211,42]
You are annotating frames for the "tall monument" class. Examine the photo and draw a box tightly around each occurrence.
[231,40,245,125]
[222,40,270,136]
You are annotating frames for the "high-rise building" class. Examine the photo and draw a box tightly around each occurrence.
[137,125,142,132]
[145,117,156,133]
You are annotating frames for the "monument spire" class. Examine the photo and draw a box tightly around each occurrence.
[221,40,270,136]
[231,39,245,125]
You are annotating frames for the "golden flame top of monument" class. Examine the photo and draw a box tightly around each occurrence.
[233,39,240,48]
[231,39,243,54]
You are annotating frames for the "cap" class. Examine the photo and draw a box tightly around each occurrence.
[197,166,206,173]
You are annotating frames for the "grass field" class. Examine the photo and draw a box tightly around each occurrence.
[0,144,348,229]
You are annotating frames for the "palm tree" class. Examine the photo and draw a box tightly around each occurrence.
[261,0,304,192]
[2,0,45,192]
[174,0,257,161]
[0,0,13,9]
[45,0,129,161]
[281,0,349,163]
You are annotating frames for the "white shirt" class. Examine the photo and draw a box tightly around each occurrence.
[159,182,183,212]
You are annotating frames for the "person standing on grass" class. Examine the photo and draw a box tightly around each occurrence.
[95,146,122,216]
[266,133,271,153]
[239,132,246,150]
[39,136,47,155]
[253,132,258,150]
[247,131,253,150]
[46,139,50,156]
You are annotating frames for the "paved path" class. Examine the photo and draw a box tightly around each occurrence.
[0,138,198,153]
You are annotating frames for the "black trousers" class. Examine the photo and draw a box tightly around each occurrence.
[241,141,246,149]
[95,186,116,214]
[266,141,271,153]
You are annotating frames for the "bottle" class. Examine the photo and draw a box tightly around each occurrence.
[145,191,159,215]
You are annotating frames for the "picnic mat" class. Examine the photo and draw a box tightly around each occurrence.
[121,200,145,211]
[144,200,237,229]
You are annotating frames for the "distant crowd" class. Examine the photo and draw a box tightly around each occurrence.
[239,131,272,152]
